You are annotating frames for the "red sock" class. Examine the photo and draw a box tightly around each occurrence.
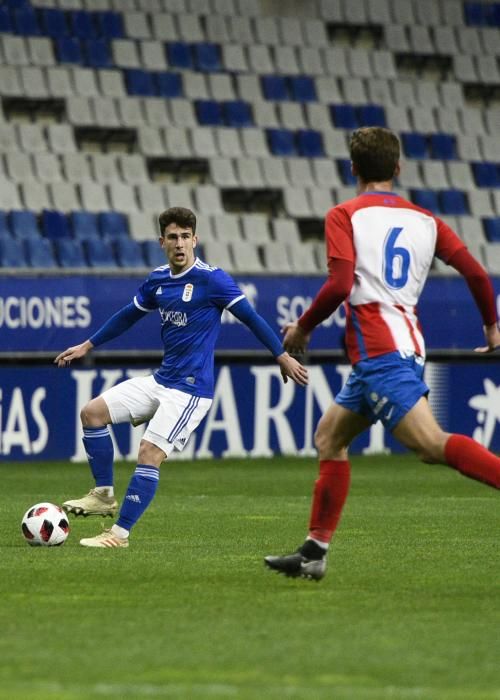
[308,460,351,543]
[444,434,500,489]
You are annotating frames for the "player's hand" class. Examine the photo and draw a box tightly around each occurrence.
[474,323,500,353]
[277,352,309,386]
[54,340,93,367]
[282,321,311,355]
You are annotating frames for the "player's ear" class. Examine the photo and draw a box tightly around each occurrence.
[193,235,197,248]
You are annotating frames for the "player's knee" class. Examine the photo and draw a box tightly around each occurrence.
[314,426,346,459]
[138,439,166,467]
[80,400,106,427]
[414,432,449,464]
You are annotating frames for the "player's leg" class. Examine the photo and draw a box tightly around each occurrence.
[265,403,370,580]
[64,377,158,518]
[393,397,500,488]
[80,386,212,548]
[80,439,165,548]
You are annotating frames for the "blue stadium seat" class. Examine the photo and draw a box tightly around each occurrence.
[70,10,96,39]
[330,104,359,129]
[95,11,124,39]
[167,42,193,70]
[25,238,57,268]
[439,190,469,215]
[338,159,357,185]
[84,39,111,68]
[98,212,129,239]
[0,211,11,238]
[0,238,28,267]
[193,42,221,72]
[261,75,289,101]
[54,238,87,268]
[429,133,457,160]
[70,211,100,240]
[56,37,83,64]
[9,210,41,239]
[472,162,500,188]
[40,9,67,38]
[483,217,500,242]
[41,210,71,239]
[114,238,146,268]
[401,132,428,159]
[464,1,494,25]
[142,240,166,268]
[155,72,183,98]
[0,6,13,33]
[13,6,40,35]
[411,189,440,213]
[84,238,117,267]
[358,105,386,127]
[195,99,224,126]
[289,76,316,102]
[297,129,324,157]
[267,128,297,156]
[125,69,156,97]
[223,100,253,127]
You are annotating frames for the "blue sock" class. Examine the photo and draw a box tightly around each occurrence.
[83,426,114,487]
[117,465,160,532]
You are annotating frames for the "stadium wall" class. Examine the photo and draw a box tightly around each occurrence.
[0,274,499,461]
[0,360,498,461]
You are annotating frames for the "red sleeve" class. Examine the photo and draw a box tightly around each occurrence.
[435,217,467,262]
[447,247,497,326]
[297,258,354,334]
[325,207,355,262]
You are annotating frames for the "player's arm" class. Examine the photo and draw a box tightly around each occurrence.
[283,206,355,354]
[435,219,499,353]
[54,302,148,367]
[446,248,499,352]
[283,257,354,354]
[229,298,308,386]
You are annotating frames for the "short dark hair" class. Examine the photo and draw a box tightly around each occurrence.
[349,127,400,183]
[158,207,197,236]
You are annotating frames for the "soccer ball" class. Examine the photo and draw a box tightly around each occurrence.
[21,502,70,546]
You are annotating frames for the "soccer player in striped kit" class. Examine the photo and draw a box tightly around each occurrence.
[55,207,308,548]
[265,126,500,581]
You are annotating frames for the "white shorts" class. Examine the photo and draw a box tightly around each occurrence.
[101,375,212,456]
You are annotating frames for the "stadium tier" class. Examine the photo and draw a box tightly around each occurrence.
[0,0,499,273]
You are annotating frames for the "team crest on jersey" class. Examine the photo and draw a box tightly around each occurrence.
[182,283,194,302]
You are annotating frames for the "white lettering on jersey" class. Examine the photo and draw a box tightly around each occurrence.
[182,283,194,302]
[159,309,188,327]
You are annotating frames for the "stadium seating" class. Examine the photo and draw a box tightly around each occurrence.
[0,0,497,274]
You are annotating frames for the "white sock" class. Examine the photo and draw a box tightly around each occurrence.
[111,524,129,539]
[306,536,329,551]
[94,486,114,497]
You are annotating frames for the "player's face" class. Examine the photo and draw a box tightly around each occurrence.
[160,223,197,273]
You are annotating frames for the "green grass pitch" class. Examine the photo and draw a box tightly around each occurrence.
[0,455,499,700]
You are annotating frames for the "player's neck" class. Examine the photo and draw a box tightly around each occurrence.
[357,180,394,194]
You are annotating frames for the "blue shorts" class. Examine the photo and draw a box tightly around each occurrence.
[335,352,429,431]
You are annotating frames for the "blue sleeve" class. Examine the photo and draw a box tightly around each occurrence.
[208,268,245,309]
[229,298,284,357]
[135,275,159,311]
[89,302,148,348]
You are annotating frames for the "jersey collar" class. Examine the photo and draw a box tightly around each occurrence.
[363,190,398,195]
[169,257,198,279]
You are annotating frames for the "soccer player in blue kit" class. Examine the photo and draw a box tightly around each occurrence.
[55,207,308,548]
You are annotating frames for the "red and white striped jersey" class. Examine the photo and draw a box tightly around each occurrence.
[326,191,466,364]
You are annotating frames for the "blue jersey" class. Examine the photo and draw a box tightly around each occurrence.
[133,258,245,398]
